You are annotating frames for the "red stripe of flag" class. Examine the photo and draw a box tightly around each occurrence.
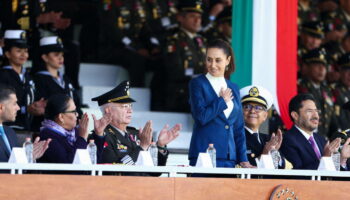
[276,0,298,129]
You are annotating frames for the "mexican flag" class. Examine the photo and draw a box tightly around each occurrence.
[231,0,298,128]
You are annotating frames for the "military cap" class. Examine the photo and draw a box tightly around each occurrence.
[321,11,347,33]
[3,30,28,50]
[302,48,328,65]
[330,129,350,145]
[91,81,136,106]
[216,6,232,23]
[319,0,339,3]
[337,53,350,69]
[177,0,203,14]
[302,21,324,38]
[322,41,342,64]
[40,36,64,54]
[240,85,274,109]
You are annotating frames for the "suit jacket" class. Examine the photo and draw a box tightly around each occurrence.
[188,74,248,167]
[280,126,327,170]
[0,126,20,162]
[101,125,168,166]
[245,128,285,168]
[245,129,269,166]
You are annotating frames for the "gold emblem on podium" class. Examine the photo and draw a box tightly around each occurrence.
[270,184,299,200]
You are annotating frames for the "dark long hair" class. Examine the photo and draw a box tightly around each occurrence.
[206,39,236,79]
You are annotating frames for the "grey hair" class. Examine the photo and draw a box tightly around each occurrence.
[99,103,112,115]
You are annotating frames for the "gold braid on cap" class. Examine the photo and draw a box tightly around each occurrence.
[303,27,324,36]
[181,7,203,12]
[241,97,267,107]
[108,95,130,103]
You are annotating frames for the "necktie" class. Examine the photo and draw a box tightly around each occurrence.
[0,126,12,155]
[124,132,130,141]
[309,136,321,160]
[253,133,260,144]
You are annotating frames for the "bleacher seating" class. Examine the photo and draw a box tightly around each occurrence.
[79,63,129,87]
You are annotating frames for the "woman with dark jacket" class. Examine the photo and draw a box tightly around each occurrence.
[37,94,102,163]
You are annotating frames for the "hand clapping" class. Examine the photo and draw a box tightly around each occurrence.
[92,112,112,136]
[157,124,182,147]
[138,121,153,150]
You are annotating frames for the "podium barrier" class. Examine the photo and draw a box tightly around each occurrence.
[2,163,350,180]
[0,174,350,199]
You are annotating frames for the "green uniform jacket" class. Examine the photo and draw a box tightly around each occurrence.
[101,125,168,166]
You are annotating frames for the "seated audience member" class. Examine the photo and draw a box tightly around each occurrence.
[0,30,46,131]
[280,93,350,170]
[240,85,284,168]
[38,94,103,163]
[91,81,181,165]
[32,36,82,131]
[0,84,50,162]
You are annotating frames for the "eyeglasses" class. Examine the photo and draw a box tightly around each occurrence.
[113,104,133,109]
[243,104,266,112]
[63,110,78,115]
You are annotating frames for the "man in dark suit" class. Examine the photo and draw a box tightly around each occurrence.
[91,81,181,166]
[280,93,350,170]
[0,84,51,162]
[240,85,284,168]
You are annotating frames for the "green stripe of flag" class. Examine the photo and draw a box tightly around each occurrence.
[231,0,253,88]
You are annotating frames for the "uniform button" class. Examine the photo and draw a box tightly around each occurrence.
[225,125,229,129]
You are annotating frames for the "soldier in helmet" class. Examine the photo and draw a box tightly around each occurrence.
[298,48,339,138]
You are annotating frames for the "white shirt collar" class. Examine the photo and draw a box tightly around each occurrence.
[295,125,314,140]
[244,126,259,135]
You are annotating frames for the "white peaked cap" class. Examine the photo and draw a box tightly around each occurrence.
[4,30,26,39]
[240,85,274,109]
[40,36,60,46]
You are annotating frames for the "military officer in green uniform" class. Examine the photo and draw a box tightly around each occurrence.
[161,0,206,112]
[298,48,339,138]
[98,0,158,87]
[333,0,350,29]
[298,0,320,30]
[91,81,181,166]
[332,53,350,130]
[298,21,325,79]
